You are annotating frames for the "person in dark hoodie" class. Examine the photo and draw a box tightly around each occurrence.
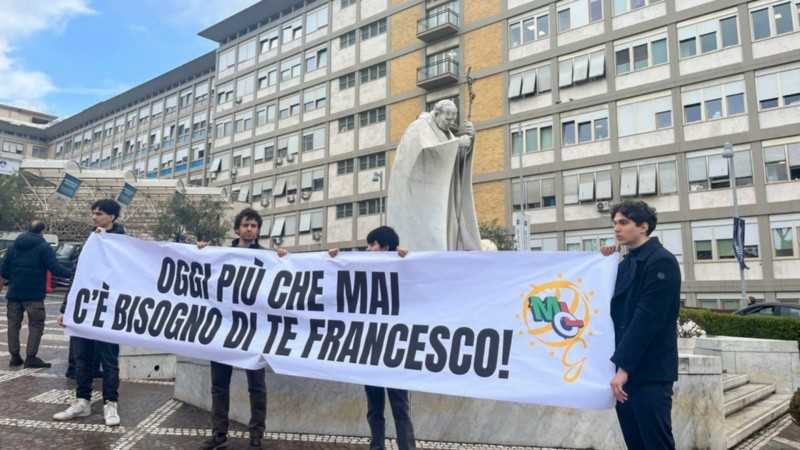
[54,199,125,427]
[0,220,72,369]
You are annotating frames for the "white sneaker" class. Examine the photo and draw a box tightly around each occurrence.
[103,401,120,426]
[53,398,91,421]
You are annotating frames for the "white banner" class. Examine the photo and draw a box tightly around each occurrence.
[65,234,619,410]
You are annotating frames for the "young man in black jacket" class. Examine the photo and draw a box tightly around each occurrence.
[199,208,286,450]
[601,200,681,450]
[54,199,126,427]
[0,220,72,368]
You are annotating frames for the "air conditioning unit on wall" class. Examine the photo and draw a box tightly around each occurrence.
[596,201,612,212]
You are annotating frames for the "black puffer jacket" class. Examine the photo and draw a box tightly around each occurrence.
[0,232,72,301]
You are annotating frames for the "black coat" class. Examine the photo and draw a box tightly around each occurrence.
[610,237,681,384]
[0,232,72,301]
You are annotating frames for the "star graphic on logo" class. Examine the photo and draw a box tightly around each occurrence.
[529,340,536,347]
[515,313,521,320]
[588,330,594,337]
[518,330,524,336]
[549,350,555,357]
[577,277,583,284]
[594,308,600,315]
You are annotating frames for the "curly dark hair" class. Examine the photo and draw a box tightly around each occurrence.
[610,200,657,235]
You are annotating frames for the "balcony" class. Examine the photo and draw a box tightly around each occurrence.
[417,58,459,90]
[417,9,459,42]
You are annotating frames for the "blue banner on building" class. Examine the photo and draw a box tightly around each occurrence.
[733,217,749,270]
[116,182,137,206]
[47,173,82,209]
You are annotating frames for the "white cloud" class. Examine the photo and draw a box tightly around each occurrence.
[0,0,95,109]
[152,0,261,28]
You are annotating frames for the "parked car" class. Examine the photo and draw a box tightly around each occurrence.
[52,241,84,287]
[734,303,800,318]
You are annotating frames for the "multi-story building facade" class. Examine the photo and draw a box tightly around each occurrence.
[9,0,800,308]
[0,105,55,174]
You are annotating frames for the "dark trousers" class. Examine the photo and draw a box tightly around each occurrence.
[73,336,119,403]
[6,300,46,357]
[209,361,267,438]
[67,337,101,374]
[615,382,675,450]
[365,386,416,450]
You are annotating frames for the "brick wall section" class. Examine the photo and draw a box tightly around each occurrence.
[464,23,503,72]
[472,126,504,175]
[390,51,421,97]
[389,98,422,142]
[464,0,501,25]
[472,180,505,225]
[468,73,504,123]
[391,0,406,6]
[390,6,421,52]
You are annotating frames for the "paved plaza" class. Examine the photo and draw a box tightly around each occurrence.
[0,293,797,449]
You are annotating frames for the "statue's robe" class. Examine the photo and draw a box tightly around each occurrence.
[386,112,481,251]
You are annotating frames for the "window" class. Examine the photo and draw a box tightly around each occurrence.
[215,119,233,138]
[692,219,759,261]
[233,147,252,168]
[359,152,386,170]
[302,128,326,152]
[508,64,552,99]
[617,94,673,135]
[358,198,384,215]
[342,0,357,7]
[301,169,325,194]
[165,96,177,114]
[360,18,387,40]
[303,85,327,112]
[340,30,356,49]
[336,203,354,218]
[557,0,603,33]
[219,48,236,71]
[251,179,272,202]
[682,80,746,123]
[306,5,329,34]
[678,15,739,59]
[279,94,301,119]
[2,141,23,154]
[510,121,554,154]
[764,142,800,182]
[615,32,668,75]
[254,141,274,164]
[559,49,605,88]
[339,115,355,132]
[687,147,753,191]
[299,209,324,233]
[256,104,276,126]
[565,230,616,251]
[750,1,800,40]
[217,83,234,104]
[509,10,549,48]
[192,112,208,137]
[563,167,612,203]
[280,56,302,81]
[770,214,800,257]
[277,134,299,158]
[360,62,387,83]
[258,66,278,90]
[236,75,255,97]
[620,159,678,197]
[260,29,279,53]
[337,159,355,174]
[424,48,459,78]
[613,0,664,16]
[283,18,303,44]
[238,40,256,63]
[756,66,800,110]
[339,74,356,92]
[561,110,609,145]
[305,47,328,72]
[511,177,557,210]
[359,107,386,126]
[234,112,253,133]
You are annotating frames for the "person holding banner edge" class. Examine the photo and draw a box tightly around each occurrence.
[197,208,287,450]
[328,226,415,450]
[600,200,681,450]
[55,199,126,427]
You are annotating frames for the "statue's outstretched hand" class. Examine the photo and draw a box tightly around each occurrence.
[462,121,475,138]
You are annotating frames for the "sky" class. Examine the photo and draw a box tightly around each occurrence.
[0,0,260,118]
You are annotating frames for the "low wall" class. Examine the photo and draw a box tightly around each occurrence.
[174,354,724,450]
[118,346,175,380]
[693,336,800,394]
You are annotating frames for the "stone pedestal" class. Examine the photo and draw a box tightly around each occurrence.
[118,345,175,380]
[174,354,725,449]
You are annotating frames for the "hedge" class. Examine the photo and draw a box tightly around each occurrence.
[680,308,800,349]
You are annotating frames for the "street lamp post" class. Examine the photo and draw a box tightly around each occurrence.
[372,171,384,226]
[722,142,748,309]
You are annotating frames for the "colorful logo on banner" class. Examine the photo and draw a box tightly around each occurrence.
[515,273,596,383]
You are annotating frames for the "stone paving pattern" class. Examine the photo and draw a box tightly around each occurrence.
[0,294,797,449]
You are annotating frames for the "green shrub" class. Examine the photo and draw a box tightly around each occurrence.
[791,388,800,425]
[679,308,800,349]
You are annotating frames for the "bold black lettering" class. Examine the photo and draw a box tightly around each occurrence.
[267,271,293,309]
[337,321,364,363]
[474,328,500,378]
[148,300,171,337]
[134,297,155,335]
[449,327,474,375]
[198,308,222,345]
[425,326,449,373]
[224,311,250,349]
[383,323,408,368]
[216,264,236,302]
[307,271,324,311]
[301,319,326,358]
[156,258,175,294]
[404,324,428,370]
[72,289,91,324]
[337,271,367,313]
[112,294,131,331]
[163,303,189,340]
[358,322,387,365]
[276,316,297,356]
[319,319,346,361]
